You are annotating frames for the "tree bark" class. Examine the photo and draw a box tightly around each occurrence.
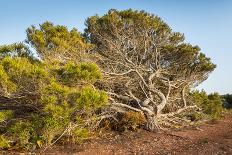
[145,114,160,132]
[182,86,187,107]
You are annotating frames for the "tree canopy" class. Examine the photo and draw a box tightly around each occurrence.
[26,21,91,62]
[0,43,33,60]
[84,9,216,131]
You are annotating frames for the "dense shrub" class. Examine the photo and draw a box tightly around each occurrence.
[222,94,232,109]
[0,57,107,150]
[190,91,223,119]
[57,62,102,86]
[0,135,9,149]
[109,111,146,132]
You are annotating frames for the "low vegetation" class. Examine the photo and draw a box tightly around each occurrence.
[189,91,224,120]
[222,94,232,109]
[0,56,107,150]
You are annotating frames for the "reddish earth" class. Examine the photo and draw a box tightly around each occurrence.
[3,114,232,154]
[42,114,232,155]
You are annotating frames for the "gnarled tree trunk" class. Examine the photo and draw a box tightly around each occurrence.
[145,114,160,132]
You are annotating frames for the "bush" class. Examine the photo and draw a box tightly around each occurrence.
[222,94,232,109]
[0,22,108,150]
[0,57,107,150]
[190,91,223,119]
[9,121,32,147]
[188,112,205,121]
[110,111,146,132]
[0,135,9,149]
[0,110,13,123]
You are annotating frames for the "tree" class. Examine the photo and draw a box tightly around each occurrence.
[26,21,91,62]
[222,94,232,108]
[0,43,34,60]
[84,9,216,131]
[190,91,223,119]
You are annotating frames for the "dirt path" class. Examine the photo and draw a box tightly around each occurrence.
[43,114,232,155]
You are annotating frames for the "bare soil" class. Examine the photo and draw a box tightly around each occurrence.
[3,114,232,155]
[42,114,232,155]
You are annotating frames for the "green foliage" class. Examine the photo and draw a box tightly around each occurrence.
[189,112,205,121]
[0,57,48,96]
[72,128,90,143]
[223,94,232,104]
[0,110,13,123]
[222,94,232,108]
[84,9,216,80]
[207,93,224,117]
[0,64,17,94]
[0,43,34,60]
[0,56,107,150]
[190,91,223,119]
[26,21,91,61]
[41,116,65,144]
[85,9,172,41]
[76,87,107,112]
[0,135,9,149]
[9,121,32,146]
[57,62,102,86]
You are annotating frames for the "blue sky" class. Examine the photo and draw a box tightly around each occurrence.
[0,0,231,94]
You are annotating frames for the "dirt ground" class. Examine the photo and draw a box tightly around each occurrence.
[41,114,232,155]
[2,114,232,155]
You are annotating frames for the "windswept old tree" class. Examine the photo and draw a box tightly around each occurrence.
[84,9,216,131]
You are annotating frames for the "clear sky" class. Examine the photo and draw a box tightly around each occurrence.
[0,0,231,94]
